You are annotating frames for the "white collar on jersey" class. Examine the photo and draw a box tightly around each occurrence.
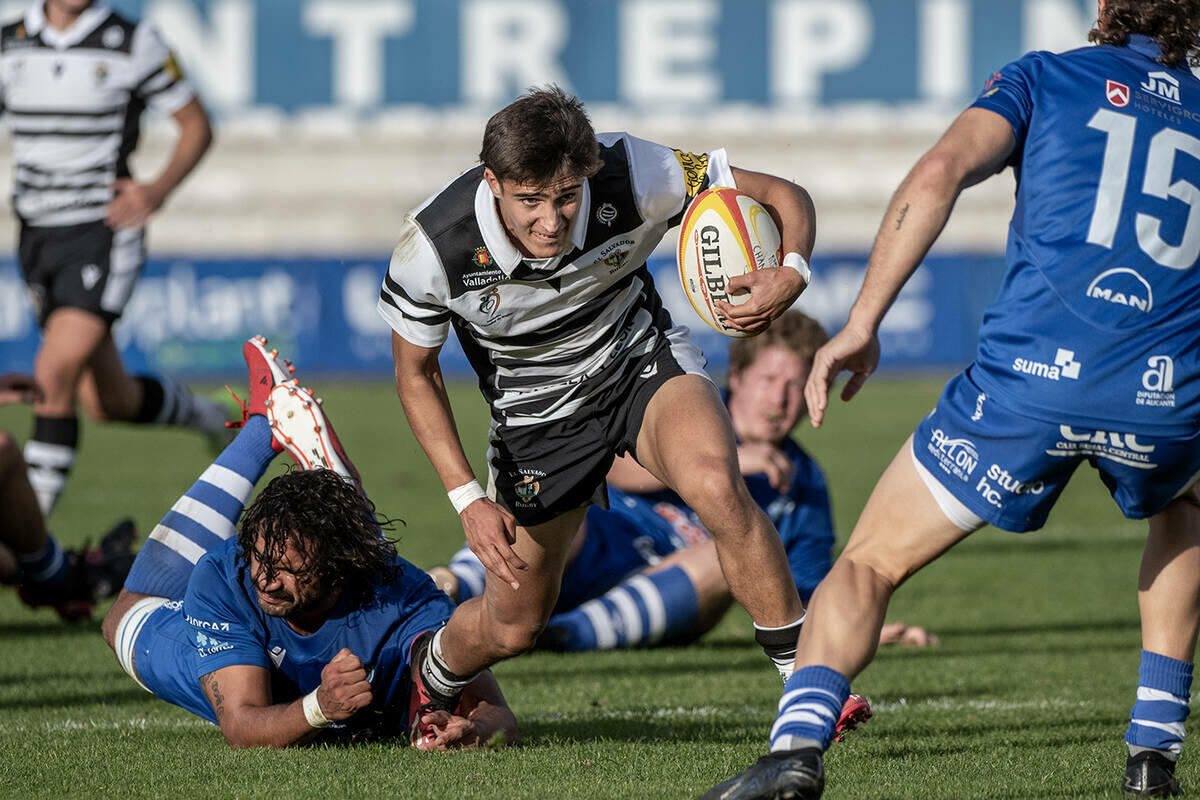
[473,177,591,276]
[26,0,112,49]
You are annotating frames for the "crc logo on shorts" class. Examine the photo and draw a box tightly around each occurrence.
[1085,268,1152,313]
[512,468,546,507]
[1106,79,1130,107]
[1011,348,1081,382]
[1137,355,1176,408]
[927,428,979,482]
[1046,426,1157,470]
[975,463,1044,509]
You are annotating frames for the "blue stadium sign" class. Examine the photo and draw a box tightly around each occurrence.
[95,0,1097,114]
[0,255,1004,377]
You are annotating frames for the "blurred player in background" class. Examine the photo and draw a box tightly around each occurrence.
[704,2,1200,798]
[102,338,517,749]
[431,312,934,659]
[379,86,817,731]
[0,372,134,621]
[0,0,225,519]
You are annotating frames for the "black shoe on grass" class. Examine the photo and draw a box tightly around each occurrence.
[698,747,824,800]
[1123,750,1183,798]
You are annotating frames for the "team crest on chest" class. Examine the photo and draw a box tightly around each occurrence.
[596,202,617,226]
[473,246,492,268]
[1106,79,1130,108]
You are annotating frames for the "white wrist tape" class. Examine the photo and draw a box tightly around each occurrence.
[302,689,331,728]
[783,251,812,285]
[448,480,486,515]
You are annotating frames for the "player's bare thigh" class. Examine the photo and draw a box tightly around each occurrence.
[34,308,111,415]
[634,374,740,494]
[102,588,153,652]
[838,435,979,588]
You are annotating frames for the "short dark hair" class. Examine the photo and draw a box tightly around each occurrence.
[1089,0,1200,68]
[479,85,603,187]
[728,310,829,377]
[237,469,400,608]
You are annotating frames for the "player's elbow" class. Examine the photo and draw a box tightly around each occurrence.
[911,149,971,198]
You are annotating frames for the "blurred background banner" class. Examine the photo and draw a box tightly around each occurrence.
[0,255,1004,377]
[5,0,1093,115]
[0,0,1090,375]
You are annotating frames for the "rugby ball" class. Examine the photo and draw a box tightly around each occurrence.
[677,187,782,337]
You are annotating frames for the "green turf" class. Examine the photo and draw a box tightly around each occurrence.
[0,376,1158,799]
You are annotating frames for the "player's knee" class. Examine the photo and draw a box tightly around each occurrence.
[100,589,138,653]
[679,463,746,520]
[486,618,545,659]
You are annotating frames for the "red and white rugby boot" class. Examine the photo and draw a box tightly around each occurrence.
[226,335,297,453]
[832,693,872,742]
[265,374,363,491]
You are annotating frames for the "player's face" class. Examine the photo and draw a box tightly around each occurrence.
[727,346,810,445]
[248,534,333,624]
[485,169,584,259]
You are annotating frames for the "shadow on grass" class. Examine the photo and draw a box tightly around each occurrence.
[0,619,101,638]
[932,618,1139,639]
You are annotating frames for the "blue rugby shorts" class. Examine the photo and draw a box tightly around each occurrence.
[911,369,1200,532]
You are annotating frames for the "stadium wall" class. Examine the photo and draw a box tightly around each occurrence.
[0,255,1004,377]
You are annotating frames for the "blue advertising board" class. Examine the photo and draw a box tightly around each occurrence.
[0,254,1005,379]
[78,0,1096,115]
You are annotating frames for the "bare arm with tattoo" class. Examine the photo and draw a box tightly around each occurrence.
[198,648,372,748]
[805,107,1017,428]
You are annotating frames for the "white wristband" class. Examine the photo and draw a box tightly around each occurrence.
[302,689,331,728]
[448,479,486,515]
[783,251,812,285]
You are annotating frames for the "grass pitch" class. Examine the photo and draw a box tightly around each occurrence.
[0,376,1156,799]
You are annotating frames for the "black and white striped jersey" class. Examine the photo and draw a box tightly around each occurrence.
[0,1,196,227]
[378,132,735,426]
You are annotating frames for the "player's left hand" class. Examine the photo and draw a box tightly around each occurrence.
[714,267,808,335]
[106,178,166,231]
[0,374,42,406]
[413,709,482,751]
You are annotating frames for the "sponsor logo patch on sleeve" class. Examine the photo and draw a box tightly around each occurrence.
[673,150,709,198]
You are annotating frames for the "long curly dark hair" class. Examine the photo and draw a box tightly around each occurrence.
[1089,0,1200,67]
[237,469,401,608]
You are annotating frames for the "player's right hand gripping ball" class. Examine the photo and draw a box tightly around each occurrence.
[677,186,782,338]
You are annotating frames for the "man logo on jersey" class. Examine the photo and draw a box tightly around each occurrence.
[673,150,709,199]
[1141,71,1181,105]
[1085,268,1152,313]
[1106,80,1130,108]
[1138,355,1176,408]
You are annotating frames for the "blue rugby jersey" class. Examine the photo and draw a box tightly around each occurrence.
[968,35,1200,435]
[182,539,454,739]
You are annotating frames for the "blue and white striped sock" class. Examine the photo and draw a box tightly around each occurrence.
[448,545,487,603]
[1126,650,1192,760]
[544,565,699,650]
[124,416,277,599]
[771,665,850,753]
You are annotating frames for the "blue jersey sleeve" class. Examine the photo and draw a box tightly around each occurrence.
[970,53,1042,161]
[183,553,270,678]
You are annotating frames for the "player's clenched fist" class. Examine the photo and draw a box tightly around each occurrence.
[316,648,373,720]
